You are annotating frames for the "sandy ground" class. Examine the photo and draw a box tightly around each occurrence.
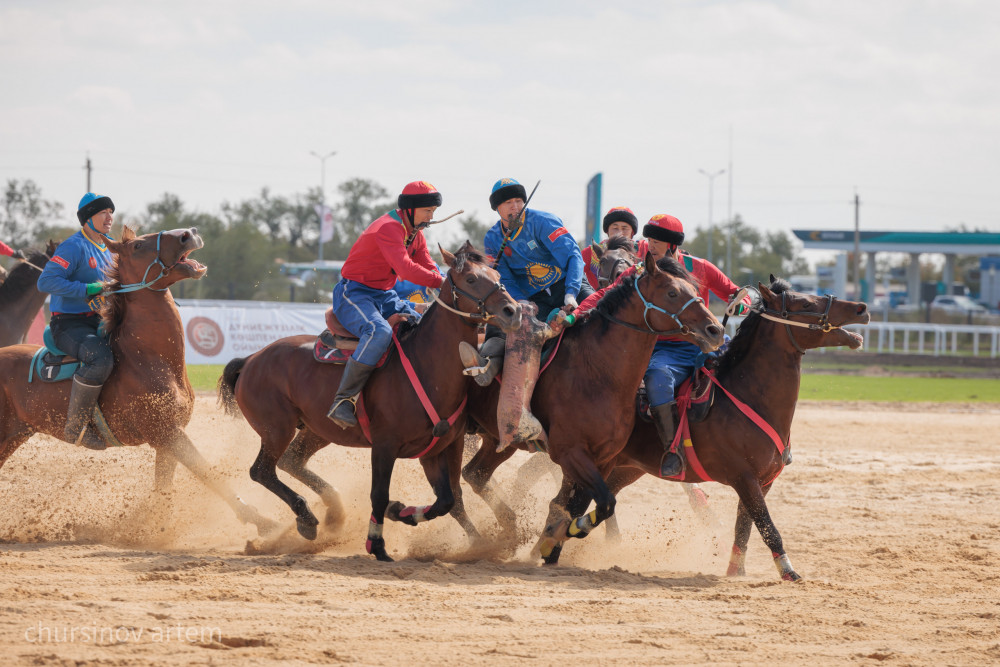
[1,397,998,666]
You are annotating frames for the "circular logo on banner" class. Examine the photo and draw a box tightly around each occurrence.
[186,316,225,357]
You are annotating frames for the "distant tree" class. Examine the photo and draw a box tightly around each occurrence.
[1,179,65,248]
[326,178,395,259]
[684,215,807,288]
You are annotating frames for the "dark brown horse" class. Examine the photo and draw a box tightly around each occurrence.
[0,241,56,347]
[459,253,726,554]
[591,236,639,288]
[547,277,870,579]
[216,242,522,561]
[0,227,273,535]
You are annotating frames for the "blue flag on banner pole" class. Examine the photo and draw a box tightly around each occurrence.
[585,173,602,244]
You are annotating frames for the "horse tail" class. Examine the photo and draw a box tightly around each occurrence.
[217,357,247,418]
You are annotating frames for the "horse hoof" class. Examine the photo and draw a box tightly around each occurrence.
[782,571,803,582]
[386,501,416,526]
[541,544,563,565]
[296,515,319,541]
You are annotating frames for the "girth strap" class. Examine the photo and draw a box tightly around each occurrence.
[356,331,467,459]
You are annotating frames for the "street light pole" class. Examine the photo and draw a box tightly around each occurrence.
[698,168,725,264]
[310,150,337,262]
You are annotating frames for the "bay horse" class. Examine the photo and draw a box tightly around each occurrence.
[458,252,726,555]
[546,277,870,580]
[0,227,274,536]
[591,235,639,288]
[216,242,522,562]
[0,241,57,347]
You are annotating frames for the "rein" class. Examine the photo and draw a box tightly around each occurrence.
[431,272,508,324]
[106,231,172,295]
[593,274,704,336]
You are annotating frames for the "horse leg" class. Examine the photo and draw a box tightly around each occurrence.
[727,498,754,577]
[246,435,317,540]
[386,451,455,526]
[535,478,592,565]
[730,475,800,581]
[461,432,519,539]
[276,429,344,532]
[441,439,481,543]
[157,429,276,536]
[367,445,397,562]
[603,466,645,544]
[153,447,178,492]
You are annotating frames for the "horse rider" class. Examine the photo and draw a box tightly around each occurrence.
[459,177,595,386]
[0,239,27,283]
[640,214,749,477]
[580,206,648,290]
[36,193,117,450]
[326,181,445,429]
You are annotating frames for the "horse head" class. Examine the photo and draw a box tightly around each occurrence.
[594,237,638,288]
[105,226,207,291]
[635,252,726,352]
[439,241,522,333]
[755,276,870,352]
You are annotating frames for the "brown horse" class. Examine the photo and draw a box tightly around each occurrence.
[458,253,726,554]
[216,242,522,561]
[549,277,870,579]
[0,241,56,347]
[591,235,639,288]
[0,227,273,535]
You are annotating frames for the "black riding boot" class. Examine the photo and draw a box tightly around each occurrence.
[652,401,682,477]
[65,377,107,450]
[327,358,376,429]
[459,336,506,387]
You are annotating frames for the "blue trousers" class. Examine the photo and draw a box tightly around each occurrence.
[332,279,419,366]
[644,340,707,408]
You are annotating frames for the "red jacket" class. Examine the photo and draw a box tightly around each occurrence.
[576,251,745,342]
[340,210,444,291]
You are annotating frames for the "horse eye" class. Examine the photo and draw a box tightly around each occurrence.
[465,275,476,285]
[668,289,678,298]
[134,242,143,250]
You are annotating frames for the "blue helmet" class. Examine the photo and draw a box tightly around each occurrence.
[489,178,527,211]
[77,192,115,225]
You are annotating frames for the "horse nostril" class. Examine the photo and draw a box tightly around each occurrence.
[503,305,515,316]
[709,324,723,335]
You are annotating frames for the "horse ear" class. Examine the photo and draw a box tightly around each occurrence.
[769,273,777,284]
[758,281,775,300]
[643,250,659,275]
[591,242,604,259]
[440,244,457,268]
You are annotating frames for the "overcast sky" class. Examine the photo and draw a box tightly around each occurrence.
[2,0,997,256]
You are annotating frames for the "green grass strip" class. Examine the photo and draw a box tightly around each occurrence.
[185,364,999,403]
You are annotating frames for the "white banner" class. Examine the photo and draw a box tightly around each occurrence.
[178,301,328,364]
[316,204,334,243]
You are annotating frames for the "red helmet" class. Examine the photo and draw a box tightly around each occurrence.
[398,181,442,209]
[642,214,684,246]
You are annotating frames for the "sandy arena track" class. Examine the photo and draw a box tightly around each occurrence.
[1,396,998,665]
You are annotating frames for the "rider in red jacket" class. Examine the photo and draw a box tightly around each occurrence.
[580,206,648,290]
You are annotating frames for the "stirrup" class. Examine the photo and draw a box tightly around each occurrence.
[659,451,683,478]
[327,396,358,423]
[72,423,107,451]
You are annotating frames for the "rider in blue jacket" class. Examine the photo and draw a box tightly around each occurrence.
[460,178,594,386]
[36,193,116,450]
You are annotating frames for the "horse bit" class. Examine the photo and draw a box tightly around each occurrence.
[430,271,509,324]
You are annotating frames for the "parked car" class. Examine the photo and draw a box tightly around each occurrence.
[930,295,987,314]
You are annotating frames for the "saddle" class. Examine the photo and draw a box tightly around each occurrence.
[636,365,716,424]
[29,327,83,383]
[312,308,408,365]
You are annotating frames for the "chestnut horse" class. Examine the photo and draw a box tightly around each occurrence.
[0,241,56,347]
[0,227,273,535]
[216,242,522,561]
[551,277,870,579]
[458,253,726,553]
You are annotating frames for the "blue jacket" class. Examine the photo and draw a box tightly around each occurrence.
[37,231,113,314]
[484,208,584,302]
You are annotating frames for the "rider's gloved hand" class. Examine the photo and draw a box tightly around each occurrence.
[85,282,103,296]
[11,249,25,260]
[563,294,578,310]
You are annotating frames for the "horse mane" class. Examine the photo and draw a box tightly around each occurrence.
[97,226,138,338]
[714,276,792,378]
[574,256,692,337]
[605,235,636,254]
[0,248,51,308]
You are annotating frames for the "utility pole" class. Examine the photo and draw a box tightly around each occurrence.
[85,154,92,191]
[726,127,734,275]
[310,150,336,262]
[853,189,861,300]
[698,168,725,264]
